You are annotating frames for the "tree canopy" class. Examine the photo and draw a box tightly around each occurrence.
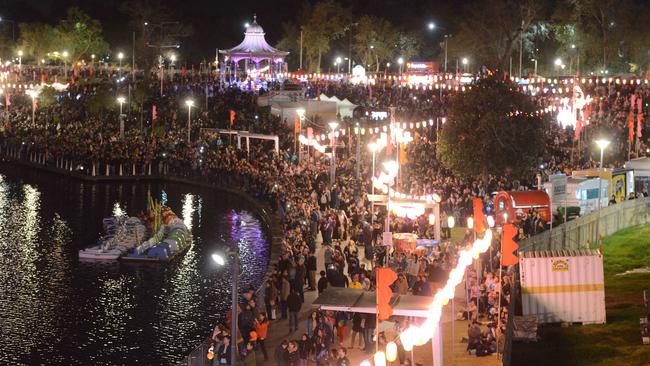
[437,77,549,180]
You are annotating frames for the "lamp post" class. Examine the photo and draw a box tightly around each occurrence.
[595,139,610,246]
[296,108,305,162]
[461,57,468,73]
[531,58,538,76]
[328,121,339,184]
[186,100,194,143]
[397,57,404,74]
[368,142,378,193]
[212,248,240,366]
[118,52,124,69]
[117,96,126,139]
[62,51,69,77]
[28,90,37,128]
[91,54,96,68]
[336,57,342,73]
[17,50,22,69]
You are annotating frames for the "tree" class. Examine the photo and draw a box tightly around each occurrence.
[275,21,302,70]
[17,23,57,62]
[437,77,548,180]
[301,0,351,72]
[395,31,421,64]
[352,16,396,72]
[55,7,109,63]
[451,0,546,73]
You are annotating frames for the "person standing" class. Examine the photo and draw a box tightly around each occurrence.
[336,347,350,366]
[274,340,289,366]
[287,287,303,333]
[281,272,291,319]
[349,312,364,349]
[306,252,317,291]
[317,270,329,294]
[254,313,269,361]
[216,336,231,366]
[363,313,376,354]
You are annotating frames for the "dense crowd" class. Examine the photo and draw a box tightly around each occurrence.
[1,66,648,364]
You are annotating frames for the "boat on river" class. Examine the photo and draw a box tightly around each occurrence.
[79,216,146,260]
[79,195,192,262]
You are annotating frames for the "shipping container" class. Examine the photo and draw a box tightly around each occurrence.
[520,249,605,324]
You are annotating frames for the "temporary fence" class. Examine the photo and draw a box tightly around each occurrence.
[518,196,650,252]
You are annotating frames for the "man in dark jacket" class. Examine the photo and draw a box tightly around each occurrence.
[317,270,329,294]
[306,252,318,291]
[287,288,302,333]
[274,340,289,366]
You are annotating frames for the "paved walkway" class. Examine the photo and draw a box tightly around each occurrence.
[262,236,500,366]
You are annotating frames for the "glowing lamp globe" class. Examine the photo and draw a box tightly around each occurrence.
[386,342,398,362]
[374,351,387,366]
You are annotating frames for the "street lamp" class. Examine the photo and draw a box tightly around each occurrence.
[397,57,404,74]
[336,56,342,73]
[186,100,194,143]
[62,51,69,77]
[368,142,378,192]
[91,54,95,68]
[428,22,435,30]
[328,121,339,184]
[117,96,126,139]
[27,90,37,128]
[295,108,305,161]
[17,50,22,68]
[595,139,610,246]
[212,248,240,366]
[461,57,468,73]
[118,52,124,69]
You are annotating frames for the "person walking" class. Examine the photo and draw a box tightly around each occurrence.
[306,252,317,291]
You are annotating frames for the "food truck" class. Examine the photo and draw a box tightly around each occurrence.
[572,168,634,203]
[493,191,551,226]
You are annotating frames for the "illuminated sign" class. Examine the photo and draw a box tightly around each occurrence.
[405,61,438,73]
[371,111,389,120]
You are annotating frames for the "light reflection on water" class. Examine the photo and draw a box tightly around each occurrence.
[0,164,271,365]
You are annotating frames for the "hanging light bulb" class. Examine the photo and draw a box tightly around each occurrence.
[386,342,398,362]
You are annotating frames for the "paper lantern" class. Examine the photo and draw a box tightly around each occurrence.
[400,327,415,352]
[207,346,214,360]
[487,215,495,228]
[413,326,430,346]
[447,216,455,229]
[467,217,474,229]
[428,214,435,225]
[386,342,398,362]
[360,361,372,366]
[374,351,387,366]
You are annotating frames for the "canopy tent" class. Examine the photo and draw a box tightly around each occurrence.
[219,15,289,81]
[313,288,434,318]
[313,94,359,119]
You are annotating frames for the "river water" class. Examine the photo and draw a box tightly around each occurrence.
[0,163,271,365]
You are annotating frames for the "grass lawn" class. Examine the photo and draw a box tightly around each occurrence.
[511,224,650,366]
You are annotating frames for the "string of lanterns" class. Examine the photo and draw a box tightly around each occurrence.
[358,229,494,366]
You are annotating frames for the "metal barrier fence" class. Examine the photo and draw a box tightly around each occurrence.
[518,197,650,252]
[179,337,212,366]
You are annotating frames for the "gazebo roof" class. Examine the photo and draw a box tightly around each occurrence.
[220,15,289,61]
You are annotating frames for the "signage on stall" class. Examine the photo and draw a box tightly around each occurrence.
[405,61,438,73]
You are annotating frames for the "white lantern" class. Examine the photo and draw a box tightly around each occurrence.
[428,214,435,225]
[467,217,474,229]
[386,342,398,362]
[374,351,387,366]
[487,215,495,228]
[447,216,455,229]
[400,327,415,352]
[413,326,430,346]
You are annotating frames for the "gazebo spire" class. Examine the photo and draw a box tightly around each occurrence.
[253,13,257,24]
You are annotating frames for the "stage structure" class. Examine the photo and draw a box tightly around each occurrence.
[219,15,289,83]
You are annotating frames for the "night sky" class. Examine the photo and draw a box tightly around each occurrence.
[0,0,464,62]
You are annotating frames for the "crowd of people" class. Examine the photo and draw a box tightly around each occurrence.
[1,65,649,364]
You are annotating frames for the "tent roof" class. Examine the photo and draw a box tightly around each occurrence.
[313,288,434,318]
[220,16,289,59]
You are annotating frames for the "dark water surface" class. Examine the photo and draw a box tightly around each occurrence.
[0,163,270,365]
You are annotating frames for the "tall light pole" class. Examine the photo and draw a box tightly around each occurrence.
[336,56,342,73]
[397,57,404,74]
[531,58,538,76]
[62,51,69,77]
[368,142,378,193]
[212,248,239,366]
[28,90,37,128]
[328,121,339,184]
[186,100,194,143]
[118,52,124,69]
[117,96,126,139]
[462,57,468,73]
[595,139,610,246]
[17,50,22,69]
[296,108,305,162]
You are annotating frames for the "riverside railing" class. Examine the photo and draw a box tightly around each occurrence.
[518,196,650,252]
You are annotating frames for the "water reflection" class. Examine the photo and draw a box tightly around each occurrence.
[0,165,271,364]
